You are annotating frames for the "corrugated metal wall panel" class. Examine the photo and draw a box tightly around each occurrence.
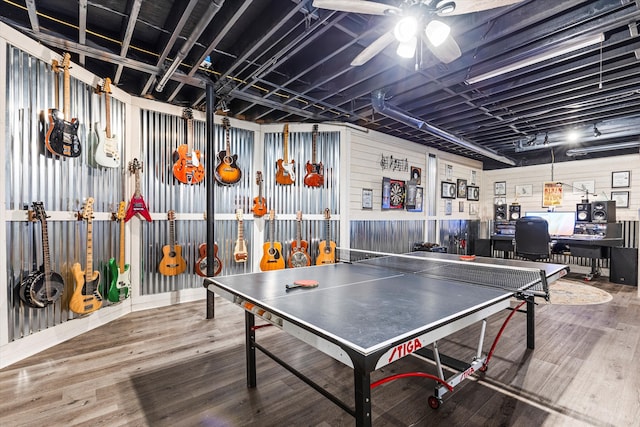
[350,220,424,254]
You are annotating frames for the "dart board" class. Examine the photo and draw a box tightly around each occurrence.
[389,179,405,209]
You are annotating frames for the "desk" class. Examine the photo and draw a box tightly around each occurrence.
[204,250,568,426]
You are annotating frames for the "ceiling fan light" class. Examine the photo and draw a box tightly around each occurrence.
[394,16,418,43]
[425,20,450,47]
[396,37,417,58]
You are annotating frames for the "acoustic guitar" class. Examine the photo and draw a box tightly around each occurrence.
[94,77,120,168]
[304,124,324,187]
[173,108,205,184]
[195,243,222,277]
[288,210,311,268]
[252,171,267,217]
[18,202,65,308]
[69,198,103,315]
[275,124,295,185]
[215,117,242,185]
[45,52,81,158]
[233,209,248,263]
[107,201,131,303]
[260,210,285,271]
[158,210,187,276]
[316,208,336,265]
[125,158,152,222]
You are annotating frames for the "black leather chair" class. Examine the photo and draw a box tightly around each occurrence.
[515,216,550,261]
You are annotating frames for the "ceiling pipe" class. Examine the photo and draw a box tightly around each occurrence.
[371,90,516,166]
[566,141,640,157]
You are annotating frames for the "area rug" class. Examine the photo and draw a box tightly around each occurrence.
[542,279,613,305]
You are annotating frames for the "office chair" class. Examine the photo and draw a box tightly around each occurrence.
[515,216,551,261]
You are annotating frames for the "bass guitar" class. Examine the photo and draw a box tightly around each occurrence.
[18,202,65,308]
[214,117,242,185]
[234,209,248,263]
[288,210,311,268]
[304,124,324,187]
[158,210,187,276]
[316,208,336,265]
[275,124,295,185]
[69,198,103,315]
[173,108,205,184]
[107,201,131,302]
[94,77,120,168]
[125,158,152,222]
[252,171,267,217]
[195,243,222,277]
[260,210,285,271]
[45,52,81,158]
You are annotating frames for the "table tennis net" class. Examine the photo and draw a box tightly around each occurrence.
[336,249,549,298]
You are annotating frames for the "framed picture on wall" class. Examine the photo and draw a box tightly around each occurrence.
[445,200,452,215]
[457,179,467,198]
[467,186,479,201]
[612,171,630,188]
[362,188,373,210]
[381,177,391,209]
[611,191,629,208]
[494,181,506,195]
[407,187,423,212]
[441,181,456,198]
[410,166,422,185]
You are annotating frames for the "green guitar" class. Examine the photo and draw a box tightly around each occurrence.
[108,201,131,302]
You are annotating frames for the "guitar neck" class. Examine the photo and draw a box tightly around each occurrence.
[325,218,331,245]
[86,219,94,274]
[41,218,52,276]
[119,219,126,274]
[187,118,194,151]
[296,220,302,247]
[169,218,176,251]
[134,169,142,197]
[105,91,112,138]
[238,220,244,242]
[63,65,71,121]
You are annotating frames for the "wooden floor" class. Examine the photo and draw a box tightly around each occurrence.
[1,274,639,427]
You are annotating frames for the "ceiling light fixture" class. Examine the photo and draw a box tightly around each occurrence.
[593,124,601,137]
[465,32,605,85]
[425,20,450,47]
[394,16,418,43]
[396,37,417,58]
[566,141,640,157]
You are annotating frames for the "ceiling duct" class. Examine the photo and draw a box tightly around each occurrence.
[566,141,640,157]
[371,90,516,166]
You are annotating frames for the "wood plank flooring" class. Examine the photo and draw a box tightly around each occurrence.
[1,273,639,426]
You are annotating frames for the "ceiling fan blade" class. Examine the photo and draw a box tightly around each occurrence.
[425,35,461,64]
[313,0,400,15]
[351,31,396,66]
[437,0,524,16]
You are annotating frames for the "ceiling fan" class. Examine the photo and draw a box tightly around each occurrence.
[312,0,524,66]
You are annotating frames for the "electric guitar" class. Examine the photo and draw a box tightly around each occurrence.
[94,77,120,168]
[234,209,248,263]
[260,210,285,271]
[275,124,295,185]
[69,198,103,315]
[45,52,81,158]
[18,202,65,308]
[195,243,222,277]
[288,210,311,268]
[125,158,152,222]
[107,201,131,302]
[316,208,336,265]
[173,108,205,184]
[214,117,242,185]
[252,171,267,217]
[158,210,187,276]
[304,124,324,187]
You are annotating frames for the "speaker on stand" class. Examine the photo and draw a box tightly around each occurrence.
[494,204,507,221]
[576,203,592,223]
[509,204,521,221]
[592,200,616,223]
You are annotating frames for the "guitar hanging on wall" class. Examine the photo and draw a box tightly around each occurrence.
[125,158,152,222]
[173,108,205,184]
[252,171,267,217]
[288,210,311,268]
[316,208,336,265]
[195,243,222,277]
[260,210,285,271]
[69,198,103,315]
[94,77,120,168]
[214,117,242,185]
[234,209,248,263]
[107,201,131,302]
[45,52,82,158]
[276,123,295,185]
[304,124,324,187]
[18,202,65,308]
[158,210,187,276]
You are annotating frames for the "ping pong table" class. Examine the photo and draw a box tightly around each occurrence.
[204,249,569,426]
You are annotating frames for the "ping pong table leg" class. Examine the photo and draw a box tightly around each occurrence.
[353,369,372,427]
[206,290,215,319]
[526,297,535,349]
[245,311,257,387]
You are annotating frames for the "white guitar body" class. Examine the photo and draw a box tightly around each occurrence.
[95,126,120,168]
[282,162,296,181]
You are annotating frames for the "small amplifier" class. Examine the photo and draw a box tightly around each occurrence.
[576,203,592,223]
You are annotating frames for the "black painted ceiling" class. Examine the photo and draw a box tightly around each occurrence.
[2,0,639,169]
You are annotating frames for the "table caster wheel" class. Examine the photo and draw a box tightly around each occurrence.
[428,396,441,409]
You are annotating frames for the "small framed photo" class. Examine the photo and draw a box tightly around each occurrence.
[362,188,373,210]
[469,202,479,216]
[457,179,467,198]
[467,186,479,201]
[470,170,477,186]
[407,187,423,212]
[494,196,506,206]
[611,191,629,208]
[515,184,533,198]
[612,171,630,188]
[441,181,456,199]
[459,201,465,212]
[494,181,506,195]
[445,164,453,181]
[445,199,452,215]
[410,166,422,185]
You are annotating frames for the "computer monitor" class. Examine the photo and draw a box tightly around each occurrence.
[523,211,575,236]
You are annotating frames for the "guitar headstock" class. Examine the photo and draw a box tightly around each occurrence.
[82,198,95,220]
[168,210,176,221]
[236,208,243,221]
[33,202,47,223]
[103,77,112,94]
[223,117,230,131]
[324,208,331,220]
[129,158,142,174]
[51,59,60,73]
[183,107,193,120]
[117,201,126,221]
[256,171,263,185]
[61,52,71,71]
[296,210,302,222]
[283,123,289,140]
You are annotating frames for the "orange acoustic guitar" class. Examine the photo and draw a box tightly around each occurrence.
[158,210,187,276]
[173,108,205,184]
[252,171,267,217]
[69,198,103,315]
[234,209,248,263]
[316,208,336,265]
[215,117,242,185]
[260,210,285,271]
[275,124,295,185]
[304,124,324,187]
[288,211,311,268]
[195,243,222,277]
